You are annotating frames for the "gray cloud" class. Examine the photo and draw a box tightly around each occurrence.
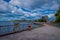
[0,0,60,20]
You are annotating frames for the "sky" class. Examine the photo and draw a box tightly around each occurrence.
[0,0,60,21]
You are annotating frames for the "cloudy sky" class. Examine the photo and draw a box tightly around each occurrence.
[0,0,60,21]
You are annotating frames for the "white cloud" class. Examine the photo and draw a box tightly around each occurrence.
[47,14,55,18]
[9,0,50,10]
[50,1,59,10]
[30,13,39,17]
[9,0,20,6]
[0,0,60,20]
[42,1,59,10]
[0,1,9,12]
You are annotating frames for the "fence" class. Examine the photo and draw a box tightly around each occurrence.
[0,21,37,35]
[0,21,43,35]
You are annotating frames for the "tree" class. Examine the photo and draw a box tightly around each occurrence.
[37,15,48,22]
[55,7,60,22]
[38,18,44,22]
[42,16,48,22]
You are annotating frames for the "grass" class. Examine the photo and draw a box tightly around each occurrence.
[49,22,60,28]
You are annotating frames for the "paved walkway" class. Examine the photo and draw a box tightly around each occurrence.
[0,23,60,40]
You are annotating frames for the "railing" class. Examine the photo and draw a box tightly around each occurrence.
[0,23,27,35]
[0,25,14,35]
[0,22,43,36]
[0,22,30,35]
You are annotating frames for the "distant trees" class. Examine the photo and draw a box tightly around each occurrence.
[42,16,48,22]
[55,7,60,22]
[38,18,44,22]
[37,16,48,22]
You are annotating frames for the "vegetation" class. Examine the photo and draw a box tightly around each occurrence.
[50,7,60,28]
[37,18,45,22]
[35,16,48,22]
[55,7,60,22]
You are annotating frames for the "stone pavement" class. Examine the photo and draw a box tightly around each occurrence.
[0,24,60,40]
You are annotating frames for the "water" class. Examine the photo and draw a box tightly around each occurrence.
[0,21,37,35]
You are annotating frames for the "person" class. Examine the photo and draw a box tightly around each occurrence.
[28,24,31,31]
